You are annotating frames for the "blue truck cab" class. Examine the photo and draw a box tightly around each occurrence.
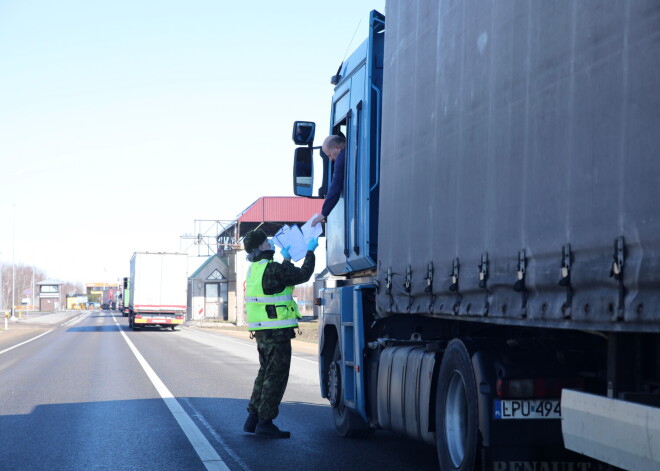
[292,10,384,433]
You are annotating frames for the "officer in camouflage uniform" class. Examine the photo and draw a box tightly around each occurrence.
[242,229,318,438]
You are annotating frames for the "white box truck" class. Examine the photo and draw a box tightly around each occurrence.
[128,252,188,331]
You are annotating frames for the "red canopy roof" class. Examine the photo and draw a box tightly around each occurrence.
[238,196,322,223]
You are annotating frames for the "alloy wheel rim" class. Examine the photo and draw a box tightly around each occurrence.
[328,361,340,407]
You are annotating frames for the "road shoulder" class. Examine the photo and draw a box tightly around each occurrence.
[189,326,318,356]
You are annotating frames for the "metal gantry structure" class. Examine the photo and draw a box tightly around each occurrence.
[179,219,239,258]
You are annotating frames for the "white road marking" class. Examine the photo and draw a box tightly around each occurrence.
[112,317,230,471]
[60,312,89,327]
[0,329,53,356]
[180,398,251,471]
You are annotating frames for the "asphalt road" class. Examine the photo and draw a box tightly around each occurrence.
[0,311,438,470]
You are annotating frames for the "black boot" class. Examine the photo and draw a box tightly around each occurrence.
[255,419,290,439]
[243,412,259,433]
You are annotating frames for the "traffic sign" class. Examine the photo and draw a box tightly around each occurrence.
[24,289,31,296]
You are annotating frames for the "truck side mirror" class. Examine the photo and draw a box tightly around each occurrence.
[292,121,316,146]
[293,147,314,197]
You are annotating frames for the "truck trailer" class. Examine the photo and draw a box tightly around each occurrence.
[128,252,188,330]
[292,2,660,470]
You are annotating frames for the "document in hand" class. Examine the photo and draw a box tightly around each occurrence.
[301,214,323,242]
[272,214,323,262]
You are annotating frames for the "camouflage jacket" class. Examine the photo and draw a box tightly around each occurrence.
[253,250,316,295]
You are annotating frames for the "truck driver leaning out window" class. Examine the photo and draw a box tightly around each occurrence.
[311,134,346,227]
[242,228,318,438]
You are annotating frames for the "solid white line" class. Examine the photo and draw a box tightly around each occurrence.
[0,329,54,356]
[112,317,230,471]
[60,312,88,327]
[183,326,318,365]
[180,398,251,471]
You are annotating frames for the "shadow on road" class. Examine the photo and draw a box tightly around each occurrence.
[66,325,123,333]
[0,397,438,470]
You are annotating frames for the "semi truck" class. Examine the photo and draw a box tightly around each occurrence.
[128,252,188,331]
[292,2,660,470]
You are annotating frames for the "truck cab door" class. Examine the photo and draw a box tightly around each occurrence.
[326,11,384,276]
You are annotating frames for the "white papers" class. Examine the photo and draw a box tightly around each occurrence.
[272,214,322,262]
[301,213,323,241]
[272,225,307,261]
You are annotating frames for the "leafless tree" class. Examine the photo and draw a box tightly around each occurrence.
[0,264,83,311]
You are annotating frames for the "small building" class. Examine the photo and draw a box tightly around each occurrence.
[37,279,64,311]
[85,282,121,306]
[187,254,232,322]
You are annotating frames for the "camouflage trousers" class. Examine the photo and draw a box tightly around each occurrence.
[248,328,294,421]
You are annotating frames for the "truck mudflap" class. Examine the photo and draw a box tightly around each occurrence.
[562,389,660,471]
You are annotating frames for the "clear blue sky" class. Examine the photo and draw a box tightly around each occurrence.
[0,0,385,284]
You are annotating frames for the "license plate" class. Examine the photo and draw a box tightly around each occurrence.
[149,318,168,323]
[494,399,561,419]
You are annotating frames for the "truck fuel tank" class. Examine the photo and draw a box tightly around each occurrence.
[376,345,436,445]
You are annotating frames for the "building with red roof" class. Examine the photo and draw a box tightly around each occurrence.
[188,196,323,325]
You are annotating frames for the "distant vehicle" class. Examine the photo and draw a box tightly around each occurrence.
[101,303,109,310]
[128,252,188,331]
[122,277,130,317]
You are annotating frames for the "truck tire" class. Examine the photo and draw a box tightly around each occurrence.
[436,339,481,471]
[328,343,372,438]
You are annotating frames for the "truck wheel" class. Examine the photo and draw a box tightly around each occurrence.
[436,339,480,471]
[328,343,372,438]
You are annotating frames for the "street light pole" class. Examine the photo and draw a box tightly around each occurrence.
[11,204,15,319]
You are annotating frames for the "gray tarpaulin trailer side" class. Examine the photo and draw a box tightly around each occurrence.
[374,2,660,468]
[377,0,660,330]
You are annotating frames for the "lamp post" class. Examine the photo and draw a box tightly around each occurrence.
[11,204,15,319]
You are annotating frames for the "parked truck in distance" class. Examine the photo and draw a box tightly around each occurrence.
[292,3,660,470]
[128,252,188,331]
[121,276,130,317]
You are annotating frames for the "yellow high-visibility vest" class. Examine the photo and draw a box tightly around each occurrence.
[245,259,300,331]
